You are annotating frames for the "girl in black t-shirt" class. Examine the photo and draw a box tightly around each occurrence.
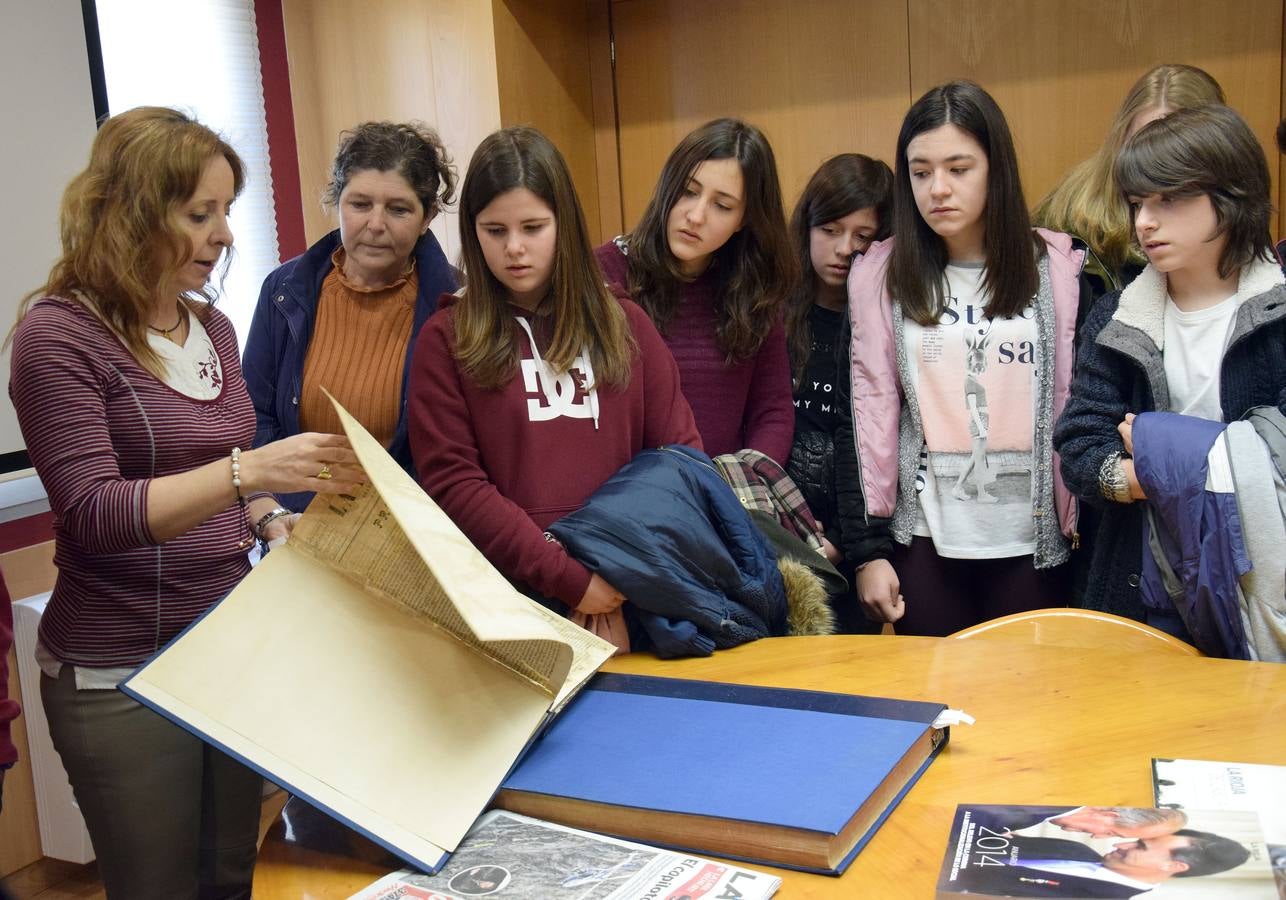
[784,154,892,630]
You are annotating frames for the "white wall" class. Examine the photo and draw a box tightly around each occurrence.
[0,0,98,466]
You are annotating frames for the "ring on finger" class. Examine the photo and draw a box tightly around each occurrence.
[316,464,332,481]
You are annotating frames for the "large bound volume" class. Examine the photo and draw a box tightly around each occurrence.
[935,803,1276,898]
[495,672,949,875]
[120,396,616,873]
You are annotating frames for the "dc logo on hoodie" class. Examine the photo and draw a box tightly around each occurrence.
[521,355,594,422]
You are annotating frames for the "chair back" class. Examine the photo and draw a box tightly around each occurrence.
[949,609,1204,656]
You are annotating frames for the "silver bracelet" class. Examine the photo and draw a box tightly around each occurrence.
[252,507,293,539]
[1098,451,1132,503]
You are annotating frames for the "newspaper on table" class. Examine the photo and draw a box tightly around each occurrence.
[348,810,781,900]
[1154,758,1286,898]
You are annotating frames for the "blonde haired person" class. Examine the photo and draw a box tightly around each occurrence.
[7,107,362,898]
[1034,64,1224,300]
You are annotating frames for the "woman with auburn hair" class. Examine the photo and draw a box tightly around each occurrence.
[408,127,700,652]
[596,118,798,463]
[834,81,1084,636]
[244,121,458,512]
[1034,63,1225,300]
[7,106,362,898]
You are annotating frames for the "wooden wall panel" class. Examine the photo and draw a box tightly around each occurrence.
[586,0,622,243]
[610,0,911,232]
[907,0,1284,232]
[280,0,502,262]
[492,0,605,239]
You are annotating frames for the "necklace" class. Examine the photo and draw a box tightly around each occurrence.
[149,306,185,336]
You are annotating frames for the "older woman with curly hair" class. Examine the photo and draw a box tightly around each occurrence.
[244,121,459,510]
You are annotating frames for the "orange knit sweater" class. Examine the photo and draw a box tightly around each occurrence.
[299,249,417,445]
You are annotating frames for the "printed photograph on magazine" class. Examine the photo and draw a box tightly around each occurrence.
[349,810,781,900]
[935,804,1276,898]
[1154,758,1286,899]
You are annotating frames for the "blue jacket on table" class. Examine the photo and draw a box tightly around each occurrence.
[1131,413,1251,658]
[1053,258,1286,622]
[548,444,788,658]
[242,229,457,511]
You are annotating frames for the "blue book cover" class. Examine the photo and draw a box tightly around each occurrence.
[497,672,948,875]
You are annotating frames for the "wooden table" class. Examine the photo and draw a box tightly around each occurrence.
[252,635,1286,898]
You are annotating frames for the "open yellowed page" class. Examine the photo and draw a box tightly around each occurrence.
[125,545,554,859]
[293,394,613,702]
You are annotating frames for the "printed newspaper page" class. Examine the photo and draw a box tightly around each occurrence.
[291,394,613,702]
[1154,758,1286,898]
[348,811,781,900]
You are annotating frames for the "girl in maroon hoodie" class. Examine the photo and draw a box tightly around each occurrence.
[408,127,701,651]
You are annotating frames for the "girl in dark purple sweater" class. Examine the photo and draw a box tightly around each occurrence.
[595,118,797,463]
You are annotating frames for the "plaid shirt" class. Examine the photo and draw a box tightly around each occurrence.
[713,450,825,553]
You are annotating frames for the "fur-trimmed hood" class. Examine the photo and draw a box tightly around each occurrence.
[1109,255,1286,351]
[1097,256,1286,411]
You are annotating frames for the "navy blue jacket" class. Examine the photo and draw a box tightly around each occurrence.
[242,229,457,510]
[1054,260,1286,621]
[548,445,788,658]
[1133,413,1254,659]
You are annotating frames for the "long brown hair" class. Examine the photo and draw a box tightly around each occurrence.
[625,118,797,363]
[889,81,1040,327]
[10,106,245,376]
[1034,64,1224,284]
[454,126,635,389]
[786,154,893,385]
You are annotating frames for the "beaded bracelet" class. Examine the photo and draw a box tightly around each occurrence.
[231,447,255,550]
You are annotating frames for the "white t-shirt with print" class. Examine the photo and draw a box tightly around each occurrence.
[903,263,1038,558]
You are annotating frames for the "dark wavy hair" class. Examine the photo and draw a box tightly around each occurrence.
[889,81,1040,326]
[325,120,456,218]
[625,118,798,363]
[1168,829,1250,878]
[786,153,893,385]
[1115,104,1275,280]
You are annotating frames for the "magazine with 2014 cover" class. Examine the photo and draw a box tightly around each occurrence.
[935,804,1276,898]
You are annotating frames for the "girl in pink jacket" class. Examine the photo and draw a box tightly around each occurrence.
[836,81,1083,636]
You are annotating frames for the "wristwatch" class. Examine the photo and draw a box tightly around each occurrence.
[1098,451,1132,503]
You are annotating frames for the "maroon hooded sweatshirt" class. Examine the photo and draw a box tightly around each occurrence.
[408,294,702,609]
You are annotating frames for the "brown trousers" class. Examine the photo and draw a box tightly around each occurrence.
[41,667,261,900]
